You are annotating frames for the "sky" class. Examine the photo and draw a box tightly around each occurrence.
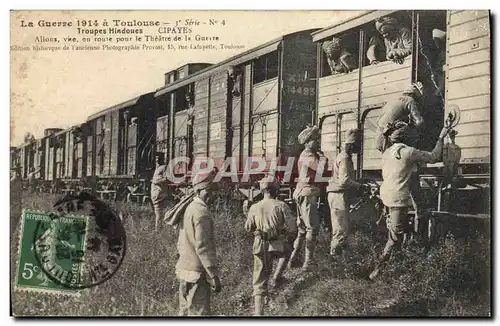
[10,10,364,146]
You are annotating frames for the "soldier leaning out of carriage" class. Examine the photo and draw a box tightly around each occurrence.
[367,16,412,65]
[322,36,358,75]
[369,120,450,280]
[245,175,297,316]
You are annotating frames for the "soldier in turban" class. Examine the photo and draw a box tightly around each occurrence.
[369,121,450,280]
[367,16,412,65]
[288,125,324,272]
[375,82,425,153]
[326,129,370,256]
[245,174,297,315]
[175,169,221,316]
[322,37,358,75]
[150,153,169,232]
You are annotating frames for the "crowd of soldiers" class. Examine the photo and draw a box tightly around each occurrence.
[147,77,454,315]
[9,16,454,317]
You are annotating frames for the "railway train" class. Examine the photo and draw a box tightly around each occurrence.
[11,10,491,219]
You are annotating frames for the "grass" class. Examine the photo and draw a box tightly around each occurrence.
[10,191,491,317]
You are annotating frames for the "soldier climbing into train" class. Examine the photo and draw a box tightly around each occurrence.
[322,36,358,75]
[369,120,450,280]
[375,82,425,153]
[326,129,371,257]
[288,125,324,272]
[175,169,222,316]
[151,152,169,232]
[245,174,297,316]
[367,16,412,65]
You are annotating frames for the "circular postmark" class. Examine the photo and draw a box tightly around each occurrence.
[32,192,126,290]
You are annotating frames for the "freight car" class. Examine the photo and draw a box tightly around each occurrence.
[313,10,490,222]
[84,92,157,200]
[153,29,321,199]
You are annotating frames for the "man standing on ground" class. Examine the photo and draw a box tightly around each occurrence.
[327,129,370,256]
[175,170,221,316]
[288,125,324,272]
[151,153,169,231]
[245,175,297,315]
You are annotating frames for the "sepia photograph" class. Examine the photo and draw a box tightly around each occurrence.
[9,9,491,317]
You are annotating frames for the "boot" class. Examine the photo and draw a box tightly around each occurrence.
[287,236,304,269]
[302,237,317,272]
[254,295,264,316]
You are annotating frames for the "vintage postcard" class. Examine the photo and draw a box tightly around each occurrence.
[10,10,491,317]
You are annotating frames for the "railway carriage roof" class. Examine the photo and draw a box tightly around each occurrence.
[154,29,320,98]
[311,10,398,42]
[87,92,155,121]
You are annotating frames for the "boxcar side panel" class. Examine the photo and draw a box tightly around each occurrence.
[127,124,138,175]
[251,113,278,158]
[110,110,120,176]
[193,78,210,158]
[281,32,318,159]
[446,10,491,163]
[208,71,229,163]
[361,107,383,170]
[252,78,279,115]
[361,57,412,108]
[242,64,252,164]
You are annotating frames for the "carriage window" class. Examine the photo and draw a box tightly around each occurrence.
[174,83,195,112]
[253,51,279,84]
[320,30,359,77]
[364,11,412,67]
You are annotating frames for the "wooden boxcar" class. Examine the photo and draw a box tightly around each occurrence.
[86,92,156,185]
[154,29,320,189]
[313,10,490,216]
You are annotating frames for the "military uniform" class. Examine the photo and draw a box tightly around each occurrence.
[322,37,358,75]
[151,164,169,231]
[175,171,219,316]
[367,17,412,64]
[375,83,425,153]
[326,129,365,255]
[245,176,297,315]
[370,122,446,279]
[289,126,322,271]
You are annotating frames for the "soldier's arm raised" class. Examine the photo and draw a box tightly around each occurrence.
[410,130,446,164]
[193,215,219,279]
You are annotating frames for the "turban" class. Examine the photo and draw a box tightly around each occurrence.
[298,125,320,145]
[402,82,424,97]
[383,121,410,143]
[375,17,399,33]
[345,128,361,144]
[259,174,280,191]
[432,29,446,40]
[322,37,342,56]
[192,169,216,192]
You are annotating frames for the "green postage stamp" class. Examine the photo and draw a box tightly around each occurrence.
[15,210,88,295]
